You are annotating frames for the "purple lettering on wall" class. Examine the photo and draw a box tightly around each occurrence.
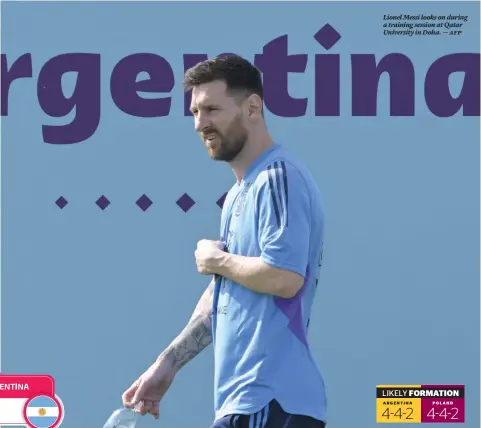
[313,25,341,116]
[315,54,340,116]
[351,54,415,116]
[37,53,101,145]
[254,35,308,117]
[110,53,175,117]
[1,24,479,145]
[425,53,480,117]
[1,53,33,116]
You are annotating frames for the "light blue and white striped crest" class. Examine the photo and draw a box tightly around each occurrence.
[25,396,60,428]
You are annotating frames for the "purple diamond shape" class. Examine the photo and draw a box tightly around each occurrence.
[314,24,341,50]
[216,192,228,209]
[136,194,153,211]
[176,193,195,213]
[95,195,110,210]
[55,196,68,209]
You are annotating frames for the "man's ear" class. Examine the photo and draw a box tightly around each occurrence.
[246,94,263,118]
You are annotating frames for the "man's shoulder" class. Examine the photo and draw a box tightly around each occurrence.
[249,150,323,218]
[252,152,315,193]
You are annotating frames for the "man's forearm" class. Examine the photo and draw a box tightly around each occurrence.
[160,278,214,372]
[215,252,303,298]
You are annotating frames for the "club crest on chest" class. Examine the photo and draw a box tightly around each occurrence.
[234,183,251,217]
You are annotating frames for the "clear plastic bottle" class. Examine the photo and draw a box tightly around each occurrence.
[102,405,140,428]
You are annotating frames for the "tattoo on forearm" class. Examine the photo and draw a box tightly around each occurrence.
[166,281,214,371]
[167,314,213,370]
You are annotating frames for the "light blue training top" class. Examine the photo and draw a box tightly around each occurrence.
[211,142,327,424]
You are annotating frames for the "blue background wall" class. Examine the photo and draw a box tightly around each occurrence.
[2,1,479,427]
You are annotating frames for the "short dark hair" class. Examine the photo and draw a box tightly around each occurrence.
[183,54,263,100]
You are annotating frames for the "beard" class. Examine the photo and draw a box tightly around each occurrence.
[202,114,248,162]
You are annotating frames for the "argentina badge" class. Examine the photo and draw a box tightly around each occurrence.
[23,394,64,428]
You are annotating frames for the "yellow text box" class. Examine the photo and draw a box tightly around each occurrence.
[376,397,421,423]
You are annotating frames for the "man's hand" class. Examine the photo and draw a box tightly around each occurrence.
[122,280,215,420]
[122,358,176,419]
[195,239,225,274]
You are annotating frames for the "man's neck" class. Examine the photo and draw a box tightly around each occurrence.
[229,129,275,182]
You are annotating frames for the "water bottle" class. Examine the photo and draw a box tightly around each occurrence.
[102,403,142,428]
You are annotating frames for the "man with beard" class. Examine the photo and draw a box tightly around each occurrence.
[122,55,327,428]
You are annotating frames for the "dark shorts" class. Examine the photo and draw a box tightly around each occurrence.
[210,399,326,428]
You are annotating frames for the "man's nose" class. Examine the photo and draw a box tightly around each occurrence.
[195,113,211,133]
